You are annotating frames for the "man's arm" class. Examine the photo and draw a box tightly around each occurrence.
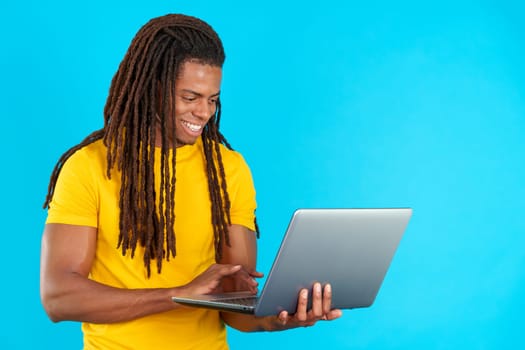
[40,223,242,324]
[219,224,343,332]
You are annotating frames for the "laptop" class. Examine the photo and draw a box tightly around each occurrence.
[172,208,412,316]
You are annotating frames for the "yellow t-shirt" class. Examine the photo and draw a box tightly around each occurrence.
[46,137,257,350]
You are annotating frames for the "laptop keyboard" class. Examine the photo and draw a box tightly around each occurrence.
[219,296,258,306]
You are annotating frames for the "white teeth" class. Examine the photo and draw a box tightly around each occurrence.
[183,121,202,132]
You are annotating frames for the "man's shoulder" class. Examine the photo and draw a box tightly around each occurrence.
[215,142,247,166]
[63,139,107,169]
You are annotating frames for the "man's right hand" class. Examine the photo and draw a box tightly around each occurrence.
[180,264,242,295]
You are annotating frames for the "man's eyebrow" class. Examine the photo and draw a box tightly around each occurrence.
[180,89,221,97]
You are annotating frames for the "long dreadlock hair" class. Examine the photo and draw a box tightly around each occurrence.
[43,14,258,276]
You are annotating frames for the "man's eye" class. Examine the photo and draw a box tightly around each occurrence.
[182,96,196,102]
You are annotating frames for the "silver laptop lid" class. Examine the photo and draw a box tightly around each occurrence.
[254,208,412,316]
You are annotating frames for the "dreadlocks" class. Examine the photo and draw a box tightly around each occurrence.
[43,14,255,276]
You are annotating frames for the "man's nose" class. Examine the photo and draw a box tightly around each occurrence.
[193,100,215,120]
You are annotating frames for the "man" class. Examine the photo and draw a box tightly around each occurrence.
[40,14,341,349]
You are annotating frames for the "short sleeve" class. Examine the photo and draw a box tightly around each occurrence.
[46,148,99,227]
[227,152,257,232]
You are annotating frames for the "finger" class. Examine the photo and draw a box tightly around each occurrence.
[295,289,309,322]
[237,270,260,287]
[238,275,259,293]
[231,269,259,293]
[219,264,242,276]
[322,283,333,315]
[247,280,259,294]
[248,270,264,278]
[326,309,343,320]
[242,269,264,288]
[311,283,323,317]
[278,311,289,325]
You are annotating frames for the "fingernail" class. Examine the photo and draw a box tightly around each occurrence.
[301,289,308,298]
[315,283,321,294]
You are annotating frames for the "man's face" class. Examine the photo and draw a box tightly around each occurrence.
[164,60,222,148]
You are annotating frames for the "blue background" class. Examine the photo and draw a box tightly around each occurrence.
[1,0,524,348]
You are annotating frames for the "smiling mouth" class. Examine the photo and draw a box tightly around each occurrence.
[182,120,203,132]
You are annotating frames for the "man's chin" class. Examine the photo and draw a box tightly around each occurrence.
[175,137,198,148]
